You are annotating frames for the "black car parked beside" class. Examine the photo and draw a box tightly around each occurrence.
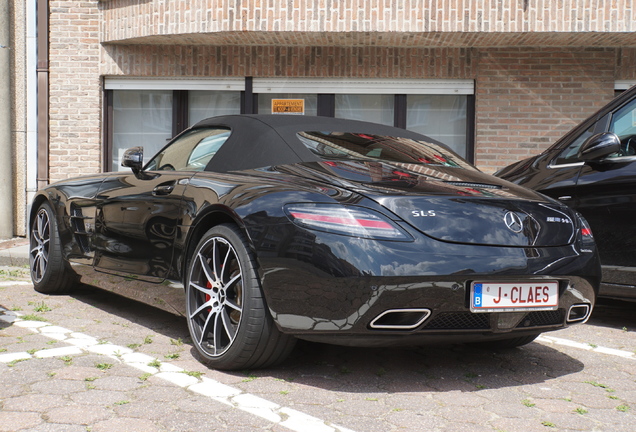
[497,85,636,301]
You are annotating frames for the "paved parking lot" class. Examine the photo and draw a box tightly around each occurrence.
[1,265,634,432]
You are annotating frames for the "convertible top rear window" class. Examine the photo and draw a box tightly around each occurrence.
[297,131,471,169]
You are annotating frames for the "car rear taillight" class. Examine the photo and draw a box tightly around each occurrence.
[578,215,595,249]
[284,204,412,241]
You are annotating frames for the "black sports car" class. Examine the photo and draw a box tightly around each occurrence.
[30,115,600,370]
[497,85,636,301]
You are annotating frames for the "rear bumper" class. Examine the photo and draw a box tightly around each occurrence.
[253,222,600,346]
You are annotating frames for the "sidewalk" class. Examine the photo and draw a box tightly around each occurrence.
[0,238,29,267]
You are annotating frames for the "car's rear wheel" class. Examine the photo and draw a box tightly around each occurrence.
[185,224,296,370]
[30,202,77,294]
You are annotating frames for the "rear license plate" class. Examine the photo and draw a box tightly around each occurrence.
[470,281,559,312]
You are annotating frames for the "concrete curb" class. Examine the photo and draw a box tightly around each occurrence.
[0,238,29,267]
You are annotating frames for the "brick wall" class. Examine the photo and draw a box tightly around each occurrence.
[99,44,623,174]
[48,1,102,181]
[101,0,635,43]
[475,48,617,172]
[45,1,635,182]
[100,45,476,78]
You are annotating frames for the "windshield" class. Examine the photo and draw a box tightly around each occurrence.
[296,131,473,169]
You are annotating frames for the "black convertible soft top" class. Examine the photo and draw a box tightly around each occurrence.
[191,114,439,172]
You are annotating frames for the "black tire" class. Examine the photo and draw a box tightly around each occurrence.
[30,202,78,294]
[185,224,296,370]
[480,333,540,349]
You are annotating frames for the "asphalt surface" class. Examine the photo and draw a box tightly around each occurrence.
[0,260,635,432]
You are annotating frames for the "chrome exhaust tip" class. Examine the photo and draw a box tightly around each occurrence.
[567,304,591,323]
[369,309,431,330]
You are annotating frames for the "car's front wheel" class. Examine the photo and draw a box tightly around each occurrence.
[185,224,296,370]
[30,202,77,294]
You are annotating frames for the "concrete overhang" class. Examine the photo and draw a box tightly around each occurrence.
[100,31,636,48]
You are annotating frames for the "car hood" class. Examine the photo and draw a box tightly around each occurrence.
[273,160,578,247]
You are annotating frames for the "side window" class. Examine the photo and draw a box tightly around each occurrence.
[609,99,636,156]
[146,128,230,171]
[553,126,595,165]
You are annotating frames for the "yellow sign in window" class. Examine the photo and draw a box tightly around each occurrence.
[271,99,305,115]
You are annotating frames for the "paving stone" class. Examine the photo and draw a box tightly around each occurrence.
[0,411,42,432]
[91,417,163,432]
[26,424,88,432]
[157,410,229,431]
[70,389,127,406]
[112,400,177,419]
[43,404,112,425]
[93,375,146,392]
[489,417,552,432]
[51,365,105,380]
[2,393,67,412]
[30,378,88,395]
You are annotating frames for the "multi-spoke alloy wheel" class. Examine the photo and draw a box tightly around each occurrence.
[185,224,296,370]
[30,207,51,284]
[29,202,77,294]
[187,234,243,357]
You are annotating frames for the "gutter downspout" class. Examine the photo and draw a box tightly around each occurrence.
[36,0,48,191]
[26,0,38,216]
[0,0,15,238]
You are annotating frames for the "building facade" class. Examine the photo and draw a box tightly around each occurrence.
[7,0,636,237]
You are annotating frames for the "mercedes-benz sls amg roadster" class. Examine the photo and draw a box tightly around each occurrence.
[29,115,600,370]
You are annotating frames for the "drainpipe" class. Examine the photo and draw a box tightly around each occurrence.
[0,0,14,239]
[36,0,48,191]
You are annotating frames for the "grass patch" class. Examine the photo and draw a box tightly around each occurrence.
[584,380,609,389]
[21,314,47,322]
[242,373,257,382]
[95,363,113,371]
[33,302,51,313]
[170,338,184,346]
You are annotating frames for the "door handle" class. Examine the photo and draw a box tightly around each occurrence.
[557,196,573,201]
[153,184,175,196]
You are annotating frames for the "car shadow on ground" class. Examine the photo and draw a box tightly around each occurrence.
[588,298,636,331]
[248,339,585,394]
[63,284,587,394]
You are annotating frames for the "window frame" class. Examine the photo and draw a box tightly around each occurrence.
[104,77,476,170]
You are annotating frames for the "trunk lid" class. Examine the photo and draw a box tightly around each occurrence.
[276,160,577,247]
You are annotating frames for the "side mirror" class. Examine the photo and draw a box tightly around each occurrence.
[121,147,144,175]
[579,132,621,162]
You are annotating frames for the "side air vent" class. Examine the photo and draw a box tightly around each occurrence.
[369,309,431,330]
[69,206,90,253]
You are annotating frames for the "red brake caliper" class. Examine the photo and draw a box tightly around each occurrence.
[206,280,212,312]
